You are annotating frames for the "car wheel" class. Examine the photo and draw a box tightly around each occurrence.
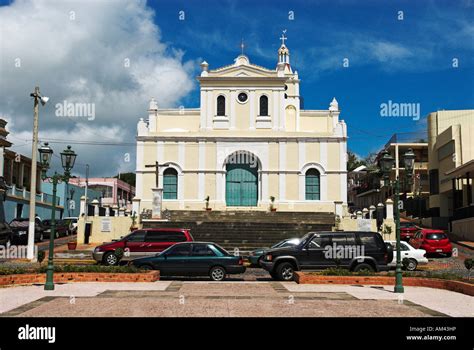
[353,263,374,272]
[139,264,153,270]
[209,266,226,281]
[445,252,452,258]
[276,262,295,281]
[405,259,418,271]
[103,252,118,266]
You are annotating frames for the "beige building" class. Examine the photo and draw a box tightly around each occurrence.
[427,110,474,232]
[134,38,347,214]
[349,133,429,217]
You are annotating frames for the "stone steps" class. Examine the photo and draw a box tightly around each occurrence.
[143,210,335,254]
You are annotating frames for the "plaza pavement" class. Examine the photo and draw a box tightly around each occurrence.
[0,280,472,317]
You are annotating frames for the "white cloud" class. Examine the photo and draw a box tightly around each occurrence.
[0,0,196,176]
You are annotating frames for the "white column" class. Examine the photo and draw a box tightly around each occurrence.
[279,141,286,201]
[249,90,256,130]
[157,141,164,187]
[79,196,87,216]
[298,141,305,170]
[230,90,236,129]
[369,205,376,219]
[207,91,213,129]
[261,172,268,204]
[136,141,144,199]
[200,89,207,130]
[272,91,279,130]
[92,199,99,216]
[132,198,141,217]
[320,141,328,170]
[340,140,348,204]
[279,90,285,130]
[198,141,205,201]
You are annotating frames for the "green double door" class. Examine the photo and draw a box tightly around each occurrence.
[226,163,258,206]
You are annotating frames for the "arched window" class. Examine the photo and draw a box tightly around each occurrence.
[217,95,226,116]
[163,168,178,200]
[305,169,320,200]
[259,95,268,116]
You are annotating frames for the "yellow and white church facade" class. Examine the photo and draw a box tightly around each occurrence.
[134,38,347,214]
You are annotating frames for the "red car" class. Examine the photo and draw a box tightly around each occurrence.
[93,228,194,266]
[409,229,452,256]
[400,221,419,241]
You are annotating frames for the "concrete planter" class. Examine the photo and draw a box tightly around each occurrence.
[294,272,474,296]
[0,271,160,286]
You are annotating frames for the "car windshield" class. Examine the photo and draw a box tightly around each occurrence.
[9,220,29,228]
[212,244,230,256]
[273,239,299,248]
[298,233,314,248]
[426,233,447,240]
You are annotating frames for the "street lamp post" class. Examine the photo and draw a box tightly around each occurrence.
[38,143,77,291]
[379,148,415,294]
[27,87,49,261]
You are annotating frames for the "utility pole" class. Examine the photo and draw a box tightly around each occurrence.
[84,164,89,221]
[27,87,41,260]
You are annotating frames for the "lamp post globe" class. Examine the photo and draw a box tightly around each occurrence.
[60,145,77,176]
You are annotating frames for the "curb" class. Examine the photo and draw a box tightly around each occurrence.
[0,271,160,286]
[453,241,474,251]
[294,272,474,296]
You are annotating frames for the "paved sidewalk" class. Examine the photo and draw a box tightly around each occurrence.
[1,281,472,317]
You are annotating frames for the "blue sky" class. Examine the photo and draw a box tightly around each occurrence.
[0,0,473,176]
[150,0,474,156]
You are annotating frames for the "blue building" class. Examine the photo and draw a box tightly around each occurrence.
[41,181,101,218]
[0,118,101,223]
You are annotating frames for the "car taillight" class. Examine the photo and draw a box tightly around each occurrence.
[265,254,272,261]
[238,258,243,265]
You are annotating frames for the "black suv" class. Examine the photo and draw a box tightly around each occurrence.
[260,231,393,281]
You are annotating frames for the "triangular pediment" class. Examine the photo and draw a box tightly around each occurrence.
[210,64,277,78]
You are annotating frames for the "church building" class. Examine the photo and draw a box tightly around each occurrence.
[134,36,348,215]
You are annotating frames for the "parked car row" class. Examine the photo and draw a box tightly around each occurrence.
[0,217,78,245]
[93,228,245,281]
[92,223,454,281]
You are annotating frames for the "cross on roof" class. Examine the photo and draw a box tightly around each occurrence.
[280,31,287,45]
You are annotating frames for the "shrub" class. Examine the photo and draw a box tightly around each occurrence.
[319,268,375,276]
[0,264,145,275]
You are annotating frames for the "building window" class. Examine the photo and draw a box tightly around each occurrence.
[163,168,178,200]
[429,169,439,195]
[305,169,320,200]
[217,95,226,116]
[259,95,268,116]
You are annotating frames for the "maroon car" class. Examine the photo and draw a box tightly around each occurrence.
[400,221,419,241]
[93,228,194,266]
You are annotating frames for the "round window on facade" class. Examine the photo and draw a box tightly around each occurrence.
[237,92,248,103]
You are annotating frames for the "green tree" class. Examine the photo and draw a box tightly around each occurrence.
[115,172,136,187]
[347,150,366,171]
